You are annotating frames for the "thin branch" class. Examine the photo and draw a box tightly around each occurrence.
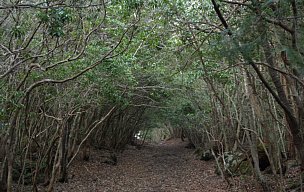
[67,105,116,168]
[24,19,139,97]
[222,0,251,7]
[254,62,304,87]
[0,3,105,10]
[262,16,294,34]
[211,0,296,118]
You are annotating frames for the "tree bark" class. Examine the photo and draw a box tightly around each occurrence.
[262,40,304,171]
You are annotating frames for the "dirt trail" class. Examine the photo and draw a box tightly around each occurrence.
[55,139,229,192]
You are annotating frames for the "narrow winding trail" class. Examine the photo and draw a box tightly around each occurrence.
[55,139,229,192]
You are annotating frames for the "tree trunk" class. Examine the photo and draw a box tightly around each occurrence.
[262,40,304,171]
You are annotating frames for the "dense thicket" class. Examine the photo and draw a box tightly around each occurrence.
[0,0,304,191]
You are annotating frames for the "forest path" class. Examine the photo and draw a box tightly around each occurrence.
[55,139,229,192]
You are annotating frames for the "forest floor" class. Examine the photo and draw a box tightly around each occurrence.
[54,139,234,192]
[15,138,303,191]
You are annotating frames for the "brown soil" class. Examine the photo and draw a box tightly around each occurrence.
[54,139,229,192]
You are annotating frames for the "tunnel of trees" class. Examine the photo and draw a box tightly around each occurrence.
[0,0,304,191]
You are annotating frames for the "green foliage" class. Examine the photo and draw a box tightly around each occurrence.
[11,25,26,38]
[37,8,72,37]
